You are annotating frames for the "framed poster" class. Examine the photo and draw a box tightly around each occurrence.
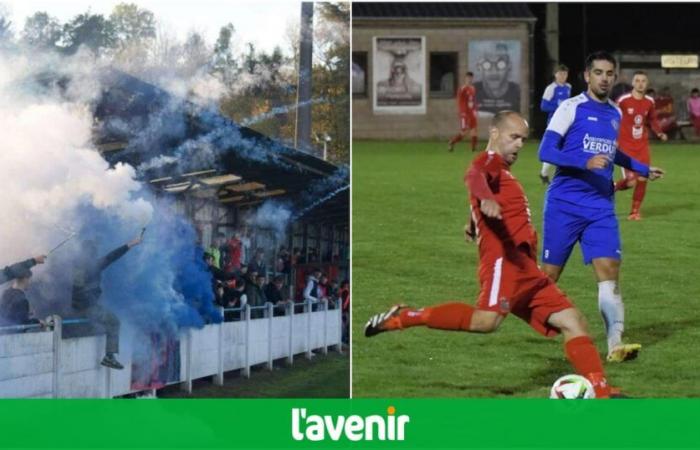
[373,36,426,114]
[469,40,522,114]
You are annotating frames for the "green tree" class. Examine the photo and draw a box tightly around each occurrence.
[181,31,210,76]
[0,4,13,46]
[21,12,62,50]
[109,3,155,50]
[62,12,116,54]
[212,23,236,82]
[311,2,349,163]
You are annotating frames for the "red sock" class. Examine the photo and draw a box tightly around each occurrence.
[614,178,630,191]
[399,302,475,331]
[632,180,647,214]
[449,134,463,146]
[564,336,610,398]
[471,136,478,151]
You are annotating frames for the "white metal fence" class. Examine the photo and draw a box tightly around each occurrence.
[0,301,342,398]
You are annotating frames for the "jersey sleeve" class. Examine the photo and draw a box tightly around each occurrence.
[540,84,557,113]
[465,156,498,201]
[614,149,650,177]
[546,97,577,136]
[538,130,588,170]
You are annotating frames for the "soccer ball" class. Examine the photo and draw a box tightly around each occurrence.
[549,374,595,399]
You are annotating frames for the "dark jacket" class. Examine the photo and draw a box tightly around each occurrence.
[72,245,129,311]
[0,259,38,285]
[248,260,267,277]
[264,283,284,305]
[244,280,267,308]
[0,288,39,326]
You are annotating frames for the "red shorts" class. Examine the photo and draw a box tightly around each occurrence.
[623,147,650,166]
[476,250,573,337]
[460,113,477,131]
[620,147,650,180]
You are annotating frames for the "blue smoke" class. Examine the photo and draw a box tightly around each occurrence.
[48,197,222,338]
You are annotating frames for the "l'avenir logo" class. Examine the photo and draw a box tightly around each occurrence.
[291,406,410,441]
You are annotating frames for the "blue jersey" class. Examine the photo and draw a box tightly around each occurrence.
[539,92,649,211]
[540,82,571,124]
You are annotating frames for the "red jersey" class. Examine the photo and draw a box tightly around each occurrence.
[457,85,477,115]
[616,93,663,153]
[465,152,537,261]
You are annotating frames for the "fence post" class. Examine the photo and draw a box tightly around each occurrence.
[305,299,313,360]
[179,329,192,393]
[214,307,224,386]
[51,315,62,398]
[322,299,328,355]
[243,304,251,378]
[267,303,274,371]
[336,305,343,354]
[103,334,111,399]
[287,302,294,366]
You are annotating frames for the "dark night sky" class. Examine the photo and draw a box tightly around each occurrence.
[528,2,700,129]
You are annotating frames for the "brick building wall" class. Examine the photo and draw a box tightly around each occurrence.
[353,20,533,140]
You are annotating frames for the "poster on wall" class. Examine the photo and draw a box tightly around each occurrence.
[373,37,426,114]
[468,40,522,115]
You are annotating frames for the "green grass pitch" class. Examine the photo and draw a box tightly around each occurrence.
[352,140,700,398]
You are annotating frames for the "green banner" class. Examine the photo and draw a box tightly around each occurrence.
[0,399,698,449]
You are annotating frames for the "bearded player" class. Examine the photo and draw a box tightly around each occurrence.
[367,111,616,399]
[448,72,478,152]
[614,71,668,220]
[538,52,665,363]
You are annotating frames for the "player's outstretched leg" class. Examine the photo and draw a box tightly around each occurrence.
[547,308,614,399]
[365,302,500,337]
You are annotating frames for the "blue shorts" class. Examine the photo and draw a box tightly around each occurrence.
[541,198,621,266]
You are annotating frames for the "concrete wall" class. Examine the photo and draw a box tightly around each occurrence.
[0,304,342,398]
[353,19,533,140]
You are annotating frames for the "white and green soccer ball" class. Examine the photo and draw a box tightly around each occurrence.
[549,374,595,399]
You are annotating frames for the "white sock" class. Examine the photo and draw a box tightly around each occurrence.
[540,162,553,177]
[598,280,624,353]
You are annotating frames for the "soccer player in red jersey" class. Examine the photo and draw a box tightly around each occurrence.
[448,72,478,152]
[615,71,668,220]
[366,111,615,398]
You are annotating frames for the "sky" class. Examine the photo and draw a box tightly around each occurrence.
[1,0,304,53]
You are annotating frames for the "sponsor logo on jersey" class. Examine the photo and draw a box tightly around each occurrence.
[582,133,617,154]
[634,114,644,125]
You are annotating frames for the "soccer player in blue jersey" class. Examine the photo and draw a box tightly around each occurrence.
[538,51,665,363]
[539,64,571,185]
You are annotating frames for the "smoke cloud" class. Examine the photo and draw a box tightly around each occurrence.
[0,49,221,348]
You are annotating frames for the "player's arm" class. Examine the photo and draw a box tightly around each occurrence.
[538,101,603,170]
[465,163,501,219]
[540,84,558,113]
[648,102,668,141]
[613,149,665,180]
[539,130,601,170]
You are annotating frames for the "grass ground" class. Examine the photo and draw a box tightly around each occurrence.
[159,352,349,398]
[352,140,700,398]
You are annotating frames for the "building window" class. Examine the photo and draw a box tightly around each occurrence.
[352,52,368,97]
[430,52,457,97]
